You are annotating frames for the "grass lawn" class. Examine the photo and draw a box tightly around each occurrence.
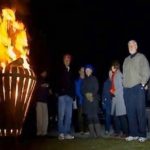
[1,137,150,150]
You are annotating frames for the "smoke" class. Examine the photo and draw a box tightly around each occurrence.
[0,0,30,16]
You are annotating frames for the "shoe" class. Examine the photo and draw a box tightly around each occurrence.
[111,133,120,138]
[105,131,110,135]
[120,134,128,138]
[79,131,84,135]
[138,137,147,142]
[125,136,139,141]
[84,131,90,135]
[64,134,74,140]
[58,133,65,140]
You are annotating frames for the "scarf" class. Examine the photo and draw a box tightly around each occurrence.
[110,71,116,95]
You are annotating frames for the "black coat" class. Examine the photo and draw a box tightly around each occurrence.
[36,78,50,103]
[57,65,75,98]
[81,75,99,115]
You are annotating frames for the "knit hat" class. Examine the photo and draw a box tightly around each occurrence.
[85,64,94,71]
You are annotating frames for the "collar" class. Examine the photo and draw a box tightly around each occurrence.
[130,52,138,58]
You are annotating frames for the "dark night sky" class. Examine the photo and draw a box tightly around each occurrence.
[28,0,150,84]
[1,0,150,85]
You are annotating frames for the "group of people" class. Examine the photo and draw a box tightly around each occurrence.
[35,40,150,143]
[102,40,150,142]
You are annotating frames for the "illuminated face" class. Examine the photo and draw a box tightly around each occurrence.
[128,40,138,55]
[41,71,47,78]
[85,68,93,77]
[79,67,85,78]
[111,66,117,72]
[63,55,71,66]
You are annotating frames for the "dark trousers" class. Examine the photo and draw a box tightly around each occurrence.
[72,107,88,132]
[87,113,99,124]
[78,107,88,132]
[104,110,112,132]
[124,84,146,137]
[113,115,128,135]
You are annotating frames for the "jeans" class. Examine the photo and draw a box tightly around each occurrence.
[58,95,73,135]
[104,110,112,132]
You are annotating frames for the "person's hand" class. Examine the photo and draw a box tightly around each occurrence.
[110,93,115,98]
[41,83,49,87]
[85,93,93,102]
[145,86,148,90]
[49,89,53,95]
[140,83,146,90]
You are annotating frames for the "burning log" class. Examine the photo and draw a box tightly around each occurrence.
[7,57,24,67]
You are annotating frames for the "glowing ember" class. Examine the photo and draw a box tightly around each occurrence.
[0,8,29,69]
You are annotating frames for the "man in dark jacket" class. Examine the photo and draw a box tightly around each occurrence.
[57,54,75,140]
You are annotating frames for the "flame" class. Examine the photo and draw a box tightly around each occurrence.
[0,8,30,69]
